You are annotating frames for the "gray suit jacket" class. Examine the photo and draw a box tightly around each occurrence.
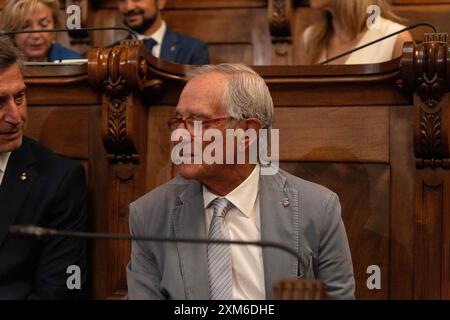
[126,169,355,300]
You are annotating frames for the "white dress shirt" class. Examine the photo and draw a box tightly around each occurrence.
[137,21,167,59]
[203,164,266,300]
[0,152,11,186]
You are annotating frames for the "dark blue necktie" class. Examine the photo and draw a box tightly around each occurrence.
[144,38,157,56]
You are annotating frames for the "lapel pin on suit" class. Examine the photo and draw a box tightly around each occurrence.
[170,45,176,52]
[282,197,289,207]
[20,172,27,181]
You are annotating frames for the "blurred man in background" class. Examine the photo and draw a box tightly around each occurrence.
[116,0,210,65]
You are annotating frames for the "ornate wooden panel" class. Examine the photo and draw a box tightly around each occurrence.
[401,33,450,299]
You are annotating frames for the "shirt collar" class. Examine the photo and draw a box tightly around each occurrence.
[0,152,11,174]
[137,20,167,45]
[203,164,260,218]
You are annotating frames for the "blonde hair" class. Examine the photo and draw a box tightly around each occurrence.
[0,0,61,34]
[304,0,402,64]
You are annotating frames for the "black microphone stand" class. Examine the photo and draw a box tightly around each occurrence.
[0,27,139,39]
[9,225,301,261]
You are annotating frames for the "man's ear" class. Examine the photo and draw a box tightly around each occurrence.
[157,0,167,10]
[241,118,262,149]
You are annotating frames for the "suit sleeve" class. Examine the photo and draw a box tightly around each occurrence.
[318,193,355,300]
[190,41,210,65]
[29,162,87,300]
[126,202,166,300]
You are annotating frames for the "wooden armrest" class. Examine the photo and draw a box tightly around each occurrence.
[272,278,329,300]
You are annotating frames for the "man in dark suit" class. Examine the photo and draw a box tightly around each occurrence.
[116,0,210,65]
[0,37,87,299]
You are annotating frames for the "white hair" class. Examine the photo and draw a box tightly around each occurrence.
[186,63,274,129]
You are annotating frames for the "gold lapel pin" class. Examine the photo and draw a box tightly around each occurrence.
[282,197,289,208]
[20,172,27,181]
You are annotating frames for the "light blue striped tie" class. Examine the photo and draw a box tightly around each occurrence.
[208,197,234,300]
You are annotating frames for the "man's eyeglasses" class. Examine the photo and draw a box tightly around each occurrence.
[167,116,233,134]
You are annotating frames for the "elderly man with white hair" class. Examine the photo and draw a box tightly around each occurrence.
[126,63,355,300]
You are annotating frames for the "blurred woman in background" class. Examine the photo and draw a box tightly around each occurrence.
[0,0,82,62]
[300,0,413,64]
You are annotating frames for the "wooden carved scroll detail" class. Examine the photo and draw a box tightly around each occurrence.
[88,41,163,164]
[268,0,293,43]
[419,112,443,168]
[401,33,450,169]
[104,75,133,163]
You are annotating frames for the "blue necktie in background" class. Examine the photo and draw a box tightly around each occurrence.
[144,38,157,56]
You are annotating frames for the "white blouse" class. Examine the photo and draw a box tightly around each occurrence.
[303,17,406,64]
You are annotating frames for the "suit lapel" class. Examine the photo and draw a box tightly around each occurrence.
[0,139,37,247]
[160,27,179,62]
[170,170,301,299]
[171,180,209,299]
[259,172,299,299]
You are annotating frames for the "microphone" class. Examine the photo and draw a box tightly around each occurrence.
[320,22,438,65]
[10,225,329,300]
[8,225,301,261]
[0,27,139,40]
